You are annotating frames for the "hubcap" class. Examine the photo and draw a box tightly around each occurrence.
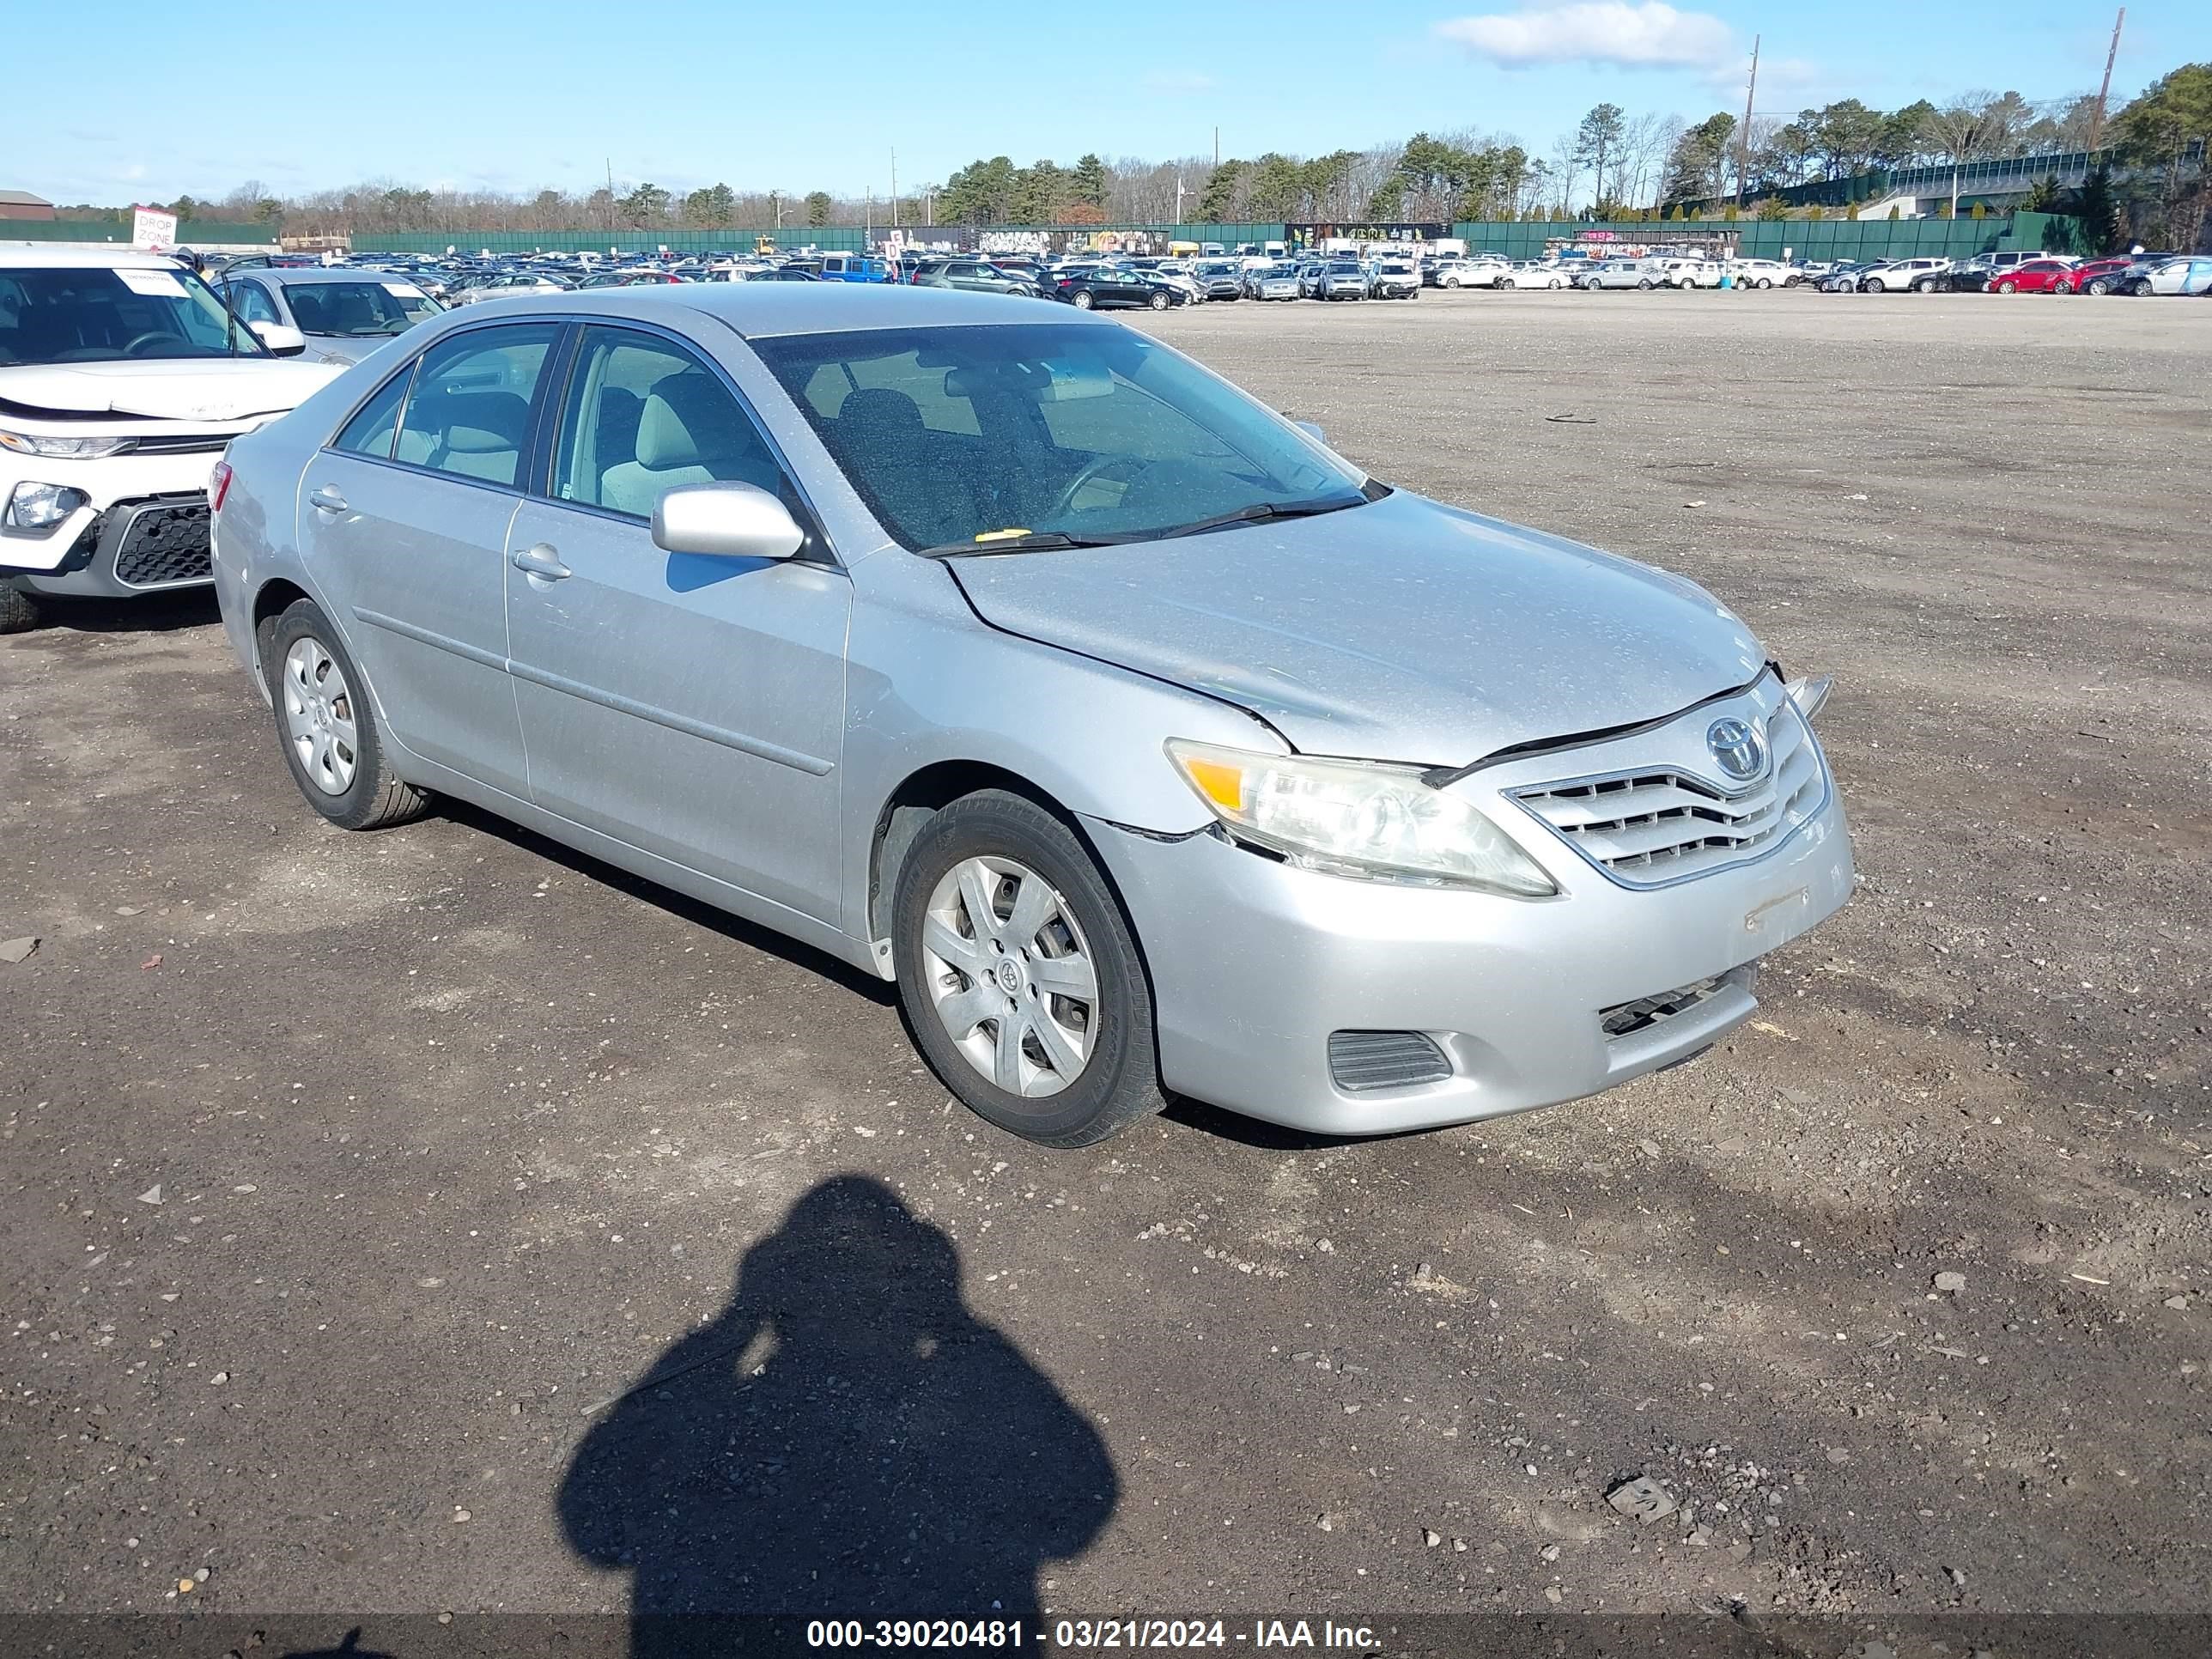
[281,635,358,796]
[921,855,1098,1098]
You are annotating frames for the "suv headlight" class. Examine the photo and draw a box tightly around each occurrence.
[1166,740,1557,897]
[0,429,135,460]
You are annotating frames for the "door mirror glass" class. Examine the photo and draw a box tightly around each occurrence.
[652,482,805,562]
[251,321,307,356]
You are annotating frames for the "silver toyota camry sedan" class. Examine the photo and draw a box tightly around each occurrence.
[209,284,1851,1147]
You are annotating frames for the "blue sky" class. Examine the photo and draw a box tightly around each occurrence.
[15,1,2202,206]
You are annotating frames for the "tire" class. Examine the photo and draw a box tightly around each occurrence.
[1860,279,1883,293]
[1071,289,1094,309]
[1996,280,2017,294]
[1148,289,1169,310]
[1756,277,1773,289]
[1638,278,1653,289]
[893,790,1164,1148]
[0,580,41,635]
[263,599,428,831]
[1443,276,1460,289]
[2086,278,2110,295]
[1915,277,1938,293]
[2055,280,2074,294]
[1498,277,1514,289]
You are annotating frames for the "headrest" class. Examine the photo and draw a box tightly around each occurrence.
[635,371,738,471]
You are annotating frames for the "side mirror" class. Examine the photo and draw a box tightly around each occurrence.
[651,482,805,562]
[1292,419,1327,446]
[250,320,307,357]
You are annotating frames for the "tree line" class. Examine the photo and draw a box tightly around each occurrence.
[51,62,2206,252]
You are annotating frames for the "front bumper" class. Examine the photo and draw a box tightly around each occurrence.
[1084,697,1853,1135]
[3,494,216,599]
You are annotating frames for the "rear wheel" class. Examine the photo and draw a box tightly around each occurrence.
[893,791,1164,1148]
[1756,276,1774,289]
[2086,277,2111,295]
[1071,289,1094,309]
[2055,279,2075,294]
[264,599,428,831]
[1915,276,1939,293]
[1638,278,1654,289]
[1148,289,1169,310]
[0,581,41,635]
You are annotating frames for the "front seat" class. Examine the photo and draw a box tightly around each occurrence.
[598,371,782,519]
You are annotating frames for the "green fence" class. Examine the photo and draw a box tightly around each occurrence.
[2,219,279,246]
[368,222,1291,257]
[1448,214,2082,260]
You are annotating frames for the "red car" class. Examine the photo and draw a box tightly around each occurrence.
[2066,256,2137,295]
[1990,260,2077,294]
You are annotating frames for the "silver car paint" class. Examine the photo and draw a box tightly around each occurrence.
[227,270,444,367]
[211,283,1850,1134]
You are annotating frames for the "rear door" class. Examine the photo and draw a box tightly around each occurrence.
[298,321,557,798]
[501,323,850,922]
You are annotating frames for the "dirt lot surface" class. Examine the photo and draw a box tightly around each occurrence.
[3,291,2209,1646]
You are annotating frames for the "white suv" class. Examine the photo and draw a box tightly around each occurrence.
[1660,258,1723,289]
[1858,258,1954,293]
[1,246,343,632]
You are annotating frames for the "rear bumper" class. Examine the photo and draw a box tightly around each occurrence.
[1083,761,1852,1136]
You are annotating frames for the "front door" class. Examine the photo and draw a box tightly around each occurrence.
[502,325,850,924]
[300,321,560,798]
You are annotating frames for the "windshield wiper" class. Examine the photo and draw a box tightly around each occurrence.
[1153,493,1370,541]
[915,531,1133,560]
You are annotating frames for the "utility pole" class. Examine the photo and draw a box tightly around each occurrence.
[890,148,900,228]
[1213,127,1219,169]
[1735,34,1759,210]
[605,158,615,230]
[1175,173,1186,224]
[2088,7,2126,152]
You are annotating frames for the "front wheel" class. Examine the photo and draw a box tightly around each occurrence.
[894,791,1164,1148]
[1148,289,1169,310]
[0,580,42,635]
[1916,277,1939,293]
[1638,278,1654,289]
[1071,289,1094,309]
[263,599,428,830]
[1860,280,1884,293]
[2085,277,2111,295]
[1756,277,1774,289]
[2055,280,2075,294]
[1996,280,2018,294]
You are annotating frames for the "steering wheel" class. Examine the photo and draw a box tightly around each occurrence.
[1047,454,1150,520]
[122,331,183,357]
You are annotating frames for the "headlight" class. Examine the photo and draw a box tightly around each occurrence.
[1166,740,1557,897]
[0,429,135,460]
[5,482,89,530]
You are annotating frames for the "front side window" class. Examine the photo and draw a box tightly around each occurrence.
[753,323,1370,553]
[285,281,441,338]
[0,263,270,366]
[225,280,283,326]
[552,327,787,518]
[394,324,557,488]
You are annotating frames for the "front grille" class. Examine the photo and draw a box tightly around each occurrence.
[1601,976,1725,1039]
[111,501,213,588]
[125,434,232,456]
[1513,704,1823,886]
[1328,1030,1452,1092]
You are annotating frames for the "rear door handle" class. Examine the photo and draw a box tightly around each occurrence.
[308,484,349,514]
[510,543,571,581]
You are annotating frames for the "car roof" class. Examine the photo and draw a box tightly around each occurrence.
[0,242,192,270]
[240,267,428,287]
[431,282,1116,340]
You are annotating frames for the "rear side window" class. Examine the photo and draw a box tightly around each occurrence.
[331,367,413,459]
[395,324,558,488]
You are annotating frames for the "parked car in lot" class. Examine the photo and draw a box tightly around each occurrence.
[1045,269,1178,310]
[1368,259,1421,300]
[1659,258,1722,289]
[1858,258,1953,293]
[1577,259,1662,290]
[1987,259,2078,295]
[1244,263,1303,301]
[1313,262,1369,300]
[1191,261,1245,301]
[216,268,448,366]
[451,270,574,305]
[0,246,342,633]
[1498,262,1570,290]
[1816,262,1873,292]
[2067,256,2140,295]
[208,284,1852,1146]
[2122,255,2212,296]
[911,260,1042,298]
[576,270,687,289]
[1723,258,1795,289]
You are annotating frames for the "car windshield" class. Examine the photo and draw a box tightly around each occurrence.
[0,263,270,366]
[753,322,1373,552]
[283,280,441,337]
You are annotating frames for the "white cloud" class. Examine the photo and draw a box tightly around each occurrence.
[1437,2,1735,70]
[1142,70,1218,94]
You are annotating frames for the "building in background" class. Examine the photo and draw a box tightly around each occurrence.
[0,190,58,222]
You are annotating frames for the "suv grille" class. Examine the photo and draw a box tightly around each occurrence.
[112,501,214,588]
[1513,705,1822,886]
[1328,1030,1451,1092]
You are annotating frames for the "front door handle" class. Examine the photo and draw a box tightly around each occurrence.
[308,484,349,514]
[510,543,571,581]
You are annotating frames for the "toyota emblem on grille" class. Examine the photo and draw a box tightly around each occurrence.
[1706,716,1768,781]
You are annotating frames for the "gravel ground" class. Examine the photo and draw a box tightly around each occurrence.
[2,289,2208,1644]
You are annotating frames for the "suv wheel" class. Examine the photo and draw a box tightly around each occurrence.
[0,580,42,635]
[263,599,428,830]
[2085,277,2111,295]
[1148,289,1169,310]
[1860,278,1884,293]
[894,791,1164,1148]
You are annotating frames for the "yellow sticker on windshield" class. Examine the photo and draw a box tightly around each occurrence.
[974,528,1033,543]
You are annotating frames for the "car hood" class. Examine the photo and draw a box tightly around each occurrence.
[0,358,345,422]
[951,489,1767,766]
